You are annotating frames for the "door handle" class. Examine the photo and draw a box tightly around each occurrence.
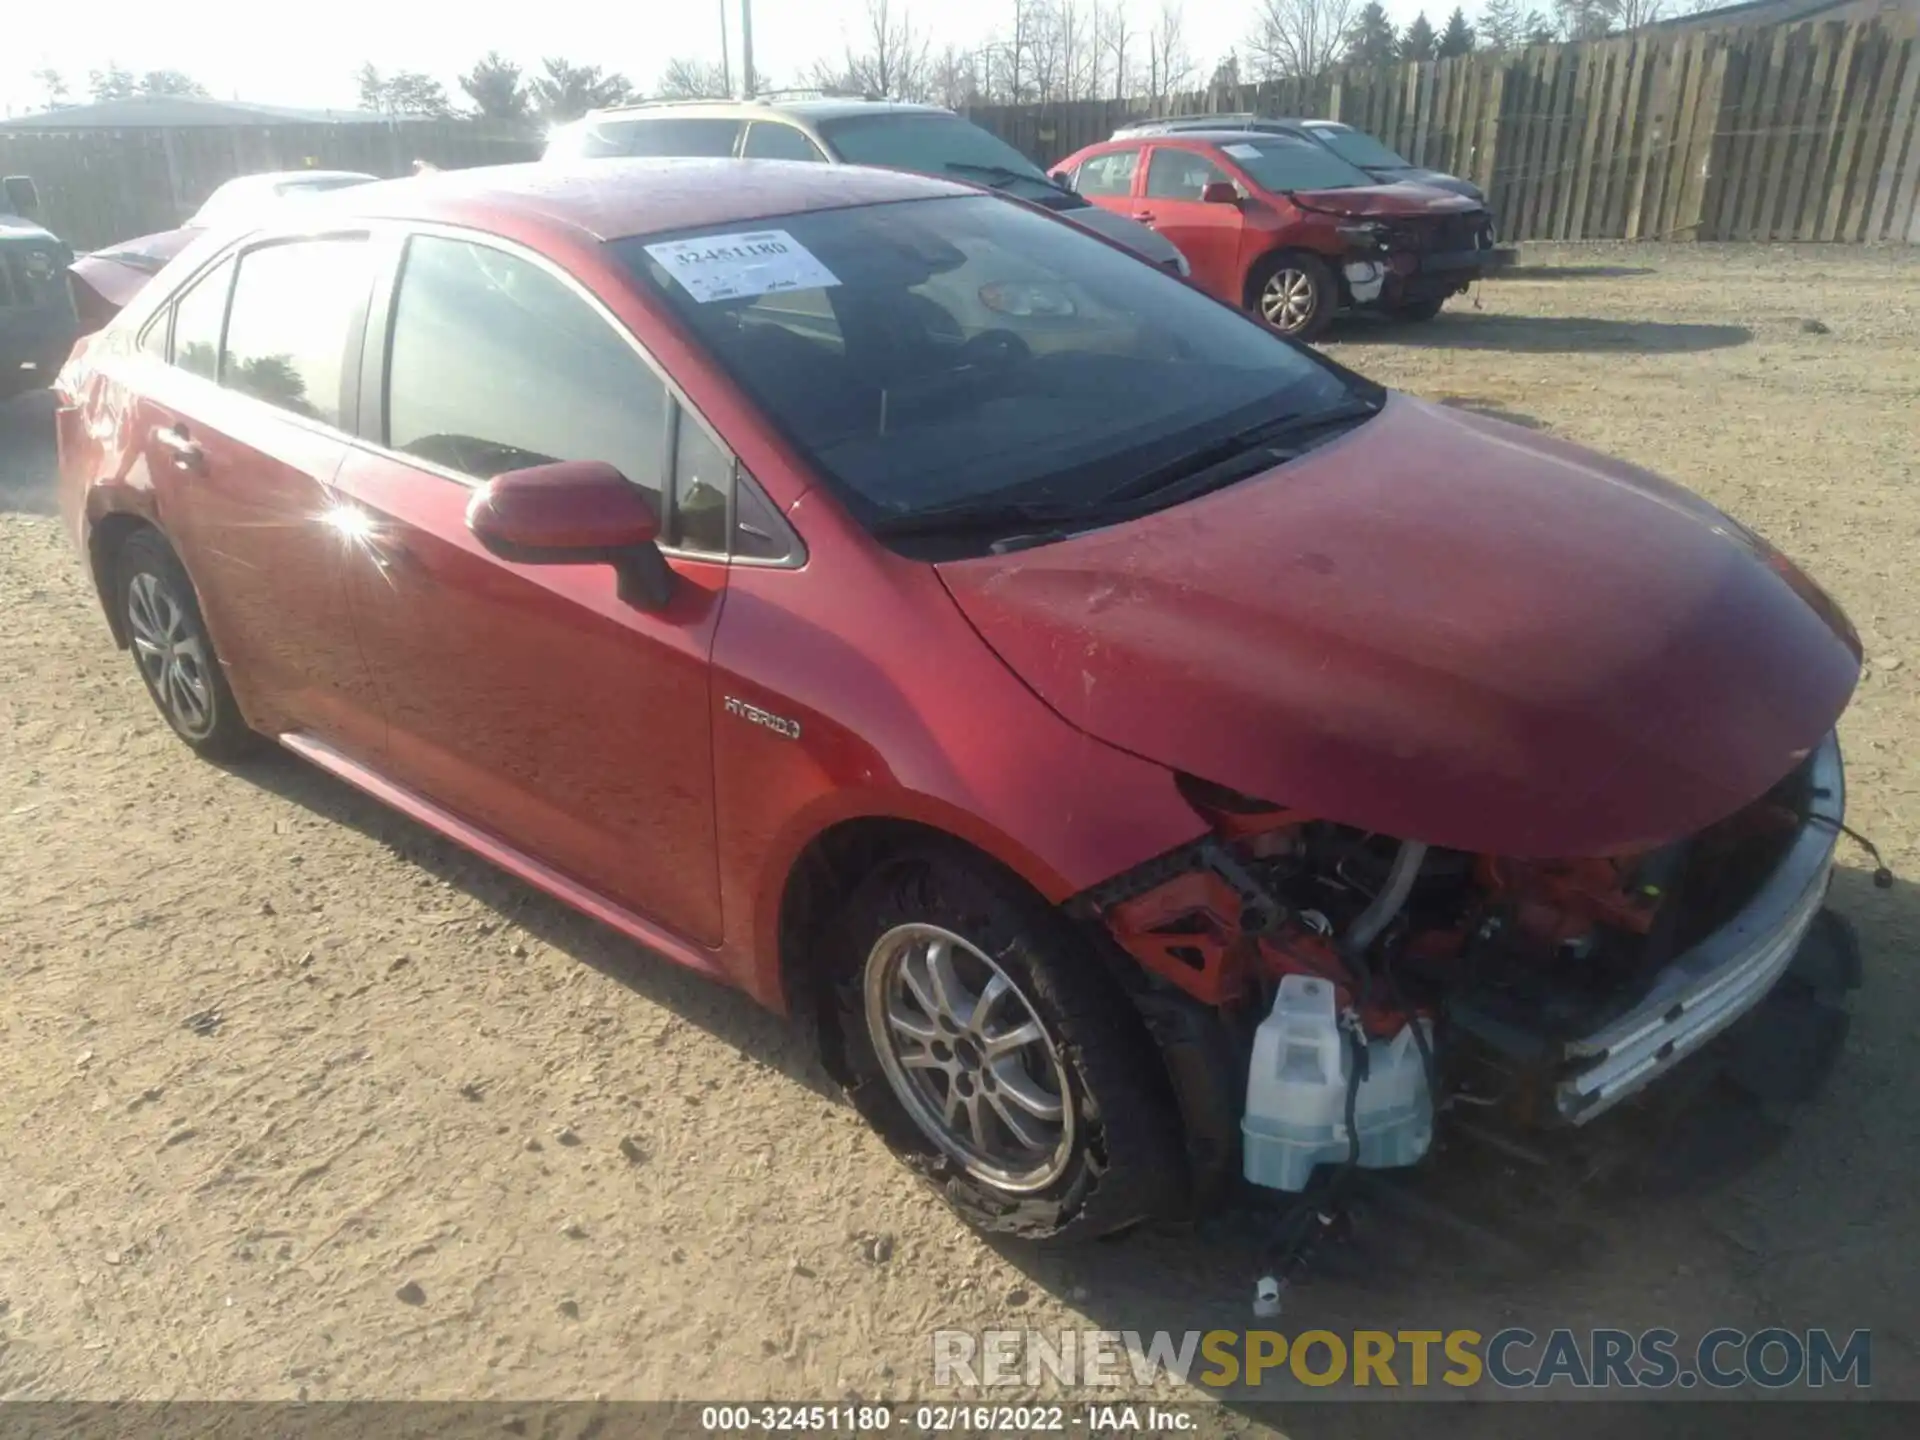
[155,425,204,473]
[1132,212,1156,225]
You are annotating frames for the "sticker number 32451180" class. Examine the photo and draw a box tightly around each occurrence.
[643,229,842,304]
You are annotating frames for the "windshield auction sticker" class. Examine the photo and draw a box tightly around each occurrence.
[644,229,841,304]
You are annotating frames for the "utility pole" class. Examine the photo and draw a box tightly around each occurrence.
[720,0,732,96]
[740,0,756,98]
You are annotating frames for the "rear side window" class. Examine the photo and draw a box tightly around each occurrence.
[384,235,668,500]
[742,122,825,162]
[598,117,743,158]
[1075,150,1139,198]
[672,410,731,555]
[221,238,371,426]
[1145,149,1232,201]
[168,257,235,382]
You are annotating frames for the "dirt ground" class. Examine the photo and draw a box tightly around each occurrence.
[2,244,1918,1423]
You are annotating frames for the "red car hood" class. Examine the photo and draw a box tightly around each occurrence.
[1289,183,1481,218]
[936,394,1860,858]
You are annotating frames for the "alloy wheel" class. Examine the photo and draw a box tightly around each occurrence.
[864,923,1074,1192]
[126,570,216,739]
[1260,267,1319,332]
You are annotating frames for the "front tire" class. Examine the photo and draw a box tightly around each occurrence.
[830,846,1186,1243]
[115,529,258,759]
[1250,252,1336,340]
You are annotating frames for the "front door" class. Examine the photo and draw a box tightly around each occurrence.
[1137,146,1247,305]
[332,232,726,944]
[135,237,385,757]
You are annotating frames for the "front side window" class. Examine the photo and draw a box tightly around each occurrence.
[1216,138,1375,193]
[385,235,667,499]
[1075,150,1139,198]
[167,256,235,382]
[622,195,1360,542]
[222,238,371,426]
[1145,148,1233,201]
[742,122,825,162]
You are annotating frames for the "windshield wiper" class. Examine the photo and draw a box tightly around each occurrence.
[870,497,1098,539]
[943,162,1050,191]
[1100,398,1383,508]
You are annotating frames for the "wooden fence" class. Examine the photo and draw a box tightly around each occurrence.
[967,16,1920,243]
[0,120,541,250]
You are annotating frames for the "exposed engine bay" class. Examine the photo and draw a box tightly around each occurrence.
[1073,736,1874,1208]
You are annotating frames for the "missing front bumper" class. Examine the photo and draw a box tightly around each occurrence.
[1554,731,1845,1124]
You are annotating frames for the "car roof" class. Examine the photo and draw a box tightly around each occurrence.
[578,97,956,125]
[210,170,376,192]
[1117,129,1322,148]
[323,157,972,243]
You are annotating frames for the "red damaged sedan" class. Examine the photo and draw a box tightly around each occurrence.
[55,159,1864,1244]
[1055,128,1511,338]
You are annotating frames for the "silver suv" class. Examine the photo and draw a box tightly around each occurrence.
[544,98,1191,276]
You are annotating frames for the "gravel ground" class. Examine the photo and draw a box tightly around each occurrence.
[1,244,1917,1426]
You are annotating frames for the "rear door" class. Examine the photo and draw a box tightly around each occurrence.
[331,230,729,943]
[1138,145,1246,304]
[130,236,385,755]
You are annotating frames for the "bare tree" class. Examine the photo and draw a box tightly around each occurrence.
[1146,0,1197,105]
[1101,4,1135,98]
[656,57,731,99]
[929,44,987,108]
[1247,0,1363,81]
[810,0,932,100]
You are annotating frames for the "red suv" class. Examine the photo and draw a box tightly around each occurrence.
[1056,129,1508,338]
[55,160,1861,1246]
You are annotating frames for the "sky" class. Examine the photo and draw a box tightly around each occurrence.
[2,0,1448,117]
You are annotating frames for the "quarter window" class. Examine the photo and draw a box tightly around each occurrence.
[221,238,371,426]
[672,409,731,556]
[601,117,744,158]
[1075,150,1139,198]
[384,235,668,501]
[167,257,234,382]
[1145,149,1233,201]
[742,122,825,162]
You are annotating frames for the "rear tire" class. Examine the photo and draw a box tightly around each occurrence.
[1393,298,1448,322]
[828,845,1187,1244]
[1249,252,1336,341]
[115,530,259,760]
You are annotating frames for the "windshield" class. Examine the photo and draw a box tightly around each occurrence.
[818,114,1064,196]
[1304,124,1412,170]
[1219,138,1376,193]
[619,195,1362,544]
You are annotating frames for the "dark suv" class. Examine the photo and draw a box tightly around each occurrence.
[1,177,79,402]
[544,98,1192,276]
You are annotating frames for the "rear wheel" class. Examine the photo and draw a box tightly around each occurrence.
[829,846,1187,1243]
[1393,298,1448,323]
[1250,252,1336,341]
[115,530,258,759]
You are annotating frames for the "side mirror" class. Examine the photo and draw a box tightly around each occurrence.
[1048,168,1074,190]
[3,175,40,218]
[465,459,673,610]
[1200,181,1240,206]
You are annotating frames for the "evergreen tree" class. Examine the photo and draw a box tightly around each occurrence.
[1439,8,1476,56]
[1345,3,1401,68]
[1401,12,1438,61]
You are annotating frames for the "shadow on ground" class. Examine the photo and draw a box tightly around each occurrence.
[1495,263,1659,280]
[0,390,58,517]
[1434,395,1547,430]
[212,728,1918,1416]
[1335,312,1751,354]
[216,747,837,1106]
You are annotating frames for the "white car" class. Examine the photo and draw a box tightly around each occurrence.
[187,170,378,228]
